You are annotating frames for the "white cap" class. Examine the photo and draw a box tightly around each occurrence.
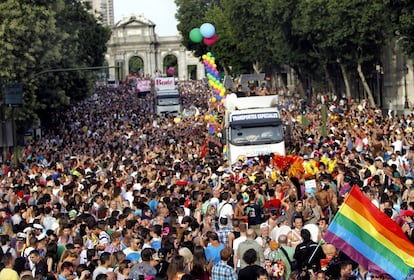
[37,233,47,241]
[260,222,270,229]
[23,227,32,233]
[33,223,44,230]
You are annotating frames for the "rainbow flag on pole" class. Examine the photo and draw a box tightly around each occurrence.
[324,186,414,280]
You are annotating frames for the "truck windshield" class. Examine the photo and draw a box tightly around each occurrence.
[230,125,283,145]
[157,97,180,106]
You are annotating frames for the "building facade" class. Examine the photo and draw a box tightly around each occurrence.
[82,0,114,26]
[381,40,414,112]
[105,15,205,81]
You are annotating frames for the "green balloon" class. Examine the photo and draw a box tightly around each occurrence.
[189,28,203,43]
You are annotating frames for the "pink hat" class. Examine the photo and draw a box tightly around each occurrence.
[400,209,414,217]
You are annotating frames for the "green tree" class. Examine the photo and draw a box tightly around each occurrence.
[387,0,414,58]
[175,0,215,57]
[36,0,110,123]
[0,0,63,128]
[321,0,390,106]
[0,0,111,133]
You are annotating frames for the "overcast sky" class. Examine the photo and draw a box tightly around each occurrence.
[113,0,179,36]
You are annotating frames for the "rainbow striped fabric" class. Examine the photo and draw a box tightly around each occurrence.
[324,186,414,280]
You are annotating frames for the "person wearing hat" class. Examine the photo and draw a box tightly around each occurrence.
[32,223,44,238]
[217,215,233,248]
[36,233,48,258]
[256,223,272,259]
[400,209,414,242]
[402,180,414,202]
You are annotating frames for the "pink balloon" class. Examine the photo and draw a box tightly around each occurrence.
[203,34,217,46]
[167,67,175,76]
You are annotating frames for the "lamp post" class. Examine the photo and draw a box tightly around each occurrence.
[376,64,381,106]
[404,64,409,109]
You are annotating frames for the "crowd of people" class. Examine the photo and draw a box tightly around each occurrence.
[0,77,413,280]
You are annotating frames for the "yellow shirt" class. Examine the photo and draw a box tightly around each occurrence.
[0,268,19,280]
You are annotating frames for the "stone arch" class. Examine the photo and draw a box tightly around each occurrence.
[129,56,144,75]
[163,54,178,77]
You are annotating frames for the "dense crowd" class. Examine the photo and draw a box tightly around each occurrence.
[0,78,413,280]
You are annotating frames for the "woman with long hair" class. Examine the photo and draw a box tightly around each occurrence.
[46,240,58,273]
[190,245,209,280]
[167,254,186,280]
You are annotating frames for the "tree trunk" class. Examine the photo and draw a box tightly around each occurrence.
[338,62,351,99]
[293,66,306,98]
[252,60,262,74]
[323,63,336,95]
[357,63,376,108]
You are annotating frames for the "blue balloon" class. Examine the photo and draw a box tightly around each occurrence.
[200,23,216,39]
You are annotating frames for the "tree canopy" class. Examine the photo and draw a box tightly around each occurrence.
[176,0,413,103]
[0,0,111,133]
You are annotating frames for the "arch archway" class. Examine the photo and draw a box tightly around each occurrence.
[163,54,178,77]
[129,56,144,76]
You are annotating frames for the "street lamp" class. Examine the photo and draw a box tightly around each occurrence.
[375,64,382,107]
[404,64,409,109]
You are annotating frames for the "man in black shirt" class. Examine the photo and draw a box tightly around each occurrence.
[236,85,246,97]
[238,249,262,280]
[293,229,325,273]
[29,249,48,278]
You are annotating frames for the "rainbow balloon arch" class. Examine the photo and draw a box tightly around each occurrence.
[202,52,225,104]
[189,22,228,138]
[188,22,226,104]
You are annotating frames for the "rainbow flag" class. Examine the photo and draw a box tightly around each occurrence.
[323,186,414,280]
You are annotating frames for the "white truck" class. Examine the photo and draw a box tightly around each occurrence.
[223,95,286,164]
[154,77,181,115]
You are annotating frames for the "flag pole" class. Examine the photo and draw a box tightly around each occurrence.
[307,239,324,266]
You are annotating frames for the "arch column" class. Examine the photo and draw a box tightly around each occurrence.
[177,49,187,80]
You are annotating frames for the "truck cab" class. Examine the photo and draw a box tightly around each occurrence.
[154,77,181,115]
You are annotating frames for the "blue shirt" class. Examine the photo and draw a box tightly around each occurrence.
[205,243,224,266]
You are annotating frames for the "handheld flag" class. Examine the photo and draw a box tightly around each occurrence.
[323,186,414,280]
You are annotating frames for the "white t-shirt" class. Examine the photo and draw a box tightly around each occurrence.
[392,140,403,153]
[217,201,234,218]
[92,266,110,280]
[233,236,247,268]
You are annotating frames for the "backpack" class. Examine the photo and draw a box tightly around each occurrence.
[0,247,4,270]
